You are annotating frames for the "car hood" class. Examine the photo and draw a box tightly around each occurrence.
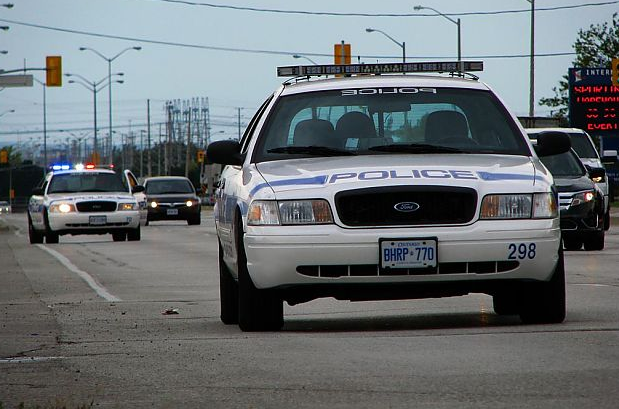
[253,154,546,197]
[47,192,134,202]
[553,176,595,193]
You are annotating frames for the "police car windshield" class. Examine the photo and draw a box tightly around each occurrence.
[539,151,586,178]
[254,87,530,162]
[47,172,128,194]
[145,179,194,194]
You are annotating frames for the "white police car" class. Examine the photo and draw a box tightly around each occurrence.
[207,61,572,331]
[28,165,143,243]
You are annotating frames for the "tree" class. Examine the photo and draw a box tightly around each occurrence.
[539,13,619,120]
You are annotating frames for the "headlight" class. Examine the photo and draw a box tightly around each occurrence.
[480,194,532,219]
[186,200,198,207]
[150,201,158,208]
[591,176,603,183]
[247,200,333,226]
[117,203,138,211]
[480,193,558,219]
[49,203,76,213]
[571,191,595,207]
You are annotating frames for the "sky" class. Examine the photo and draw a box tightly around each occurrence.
[0,0,616,152]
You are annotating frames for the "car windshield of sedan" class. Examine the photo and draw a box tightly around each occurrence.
[47,172,128,194]
[254,87,530,162]
[540,151,586,178]
[145,179,194,194]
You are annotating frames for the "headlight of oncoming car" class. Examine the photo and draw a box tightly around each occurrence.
[117,203,138,211]
[149,201,158,208]
[186,199,199,207]
[248,200,333,225]
[49,203,76,213]
[591,176,603,183]
[480,193,557,219]
[571,191,595,207]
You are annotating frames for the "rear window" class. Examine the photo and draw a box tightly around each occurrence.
[568,133,598,159]
[253,87,530,162]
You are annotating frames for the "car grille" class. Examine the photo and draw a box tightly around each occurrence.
[76,201,117,212]
[335,186,477,227]
[558,192,574,210]
[297,261,519,277]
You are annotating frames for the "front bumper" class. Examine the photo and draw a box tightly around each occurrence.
[559,203,603,236]
[243,219,561,290]
[147,205,199,221]
[48,210,140,234]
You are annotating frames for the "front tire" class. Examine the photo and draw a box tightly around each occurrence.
[236,217,283,332]
[583,231,604,251]
[112,231,127,242]
[219,242,238,325]
[187,214,201,225]
[519,248,566,324]
[28,215,44,244]
[492,292,520,316]
[127,226,141,241]
[563,237,582,251]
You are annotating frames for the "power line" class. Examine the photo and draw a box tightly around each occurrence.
[136,0,619,17]
[0,18,576,60]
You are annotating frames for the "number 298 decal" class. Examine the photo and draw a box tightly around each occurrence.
[508,243,536,260]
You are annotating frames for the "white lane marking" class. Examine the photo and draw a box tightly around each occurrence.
[573,283,611,288]
[36,244,122,302]
[0,357,64,364]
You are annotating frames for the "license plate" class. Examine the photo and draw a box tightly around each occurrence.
[167,208,178,216]
[380,238,437,269]
[89,215,107,226]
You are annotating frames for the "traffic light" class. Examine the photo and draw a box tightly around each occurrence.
[197,150,205,163]
[0,148,8,164]
[612,58,619,86]
[46,56,62,87]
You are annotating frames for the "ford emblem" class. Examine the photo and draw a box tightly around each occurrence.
[394,202,420,212]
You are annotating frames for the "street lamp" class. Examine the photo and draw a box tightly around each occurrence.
[293,54,318,65]
[365,28,406,63]
[32,78,50,171]
[414,5,462,72]
[0,51,7,55]
[526,0,535,118]
[0,108,15,117]
[0,26,9,31]
[66,72,124,164]
[79,46,141,164]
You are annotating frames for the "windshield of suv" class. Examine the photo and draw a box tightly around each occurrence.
[539,151,586,178]
[568,132,598,159]
[47,172,128,194]
[253,87,530,162]
[145,179,194,194]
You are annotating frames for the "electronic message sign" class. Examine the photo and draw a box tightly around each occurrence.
[568,67,619,134]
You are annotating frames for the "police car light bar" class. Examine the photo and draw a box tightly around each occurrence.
[277,61,483,77]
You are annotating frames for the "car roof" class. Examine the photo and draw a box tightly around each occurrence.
[525,127,588,135]
[280,74,490,96]
[144,176,190,182]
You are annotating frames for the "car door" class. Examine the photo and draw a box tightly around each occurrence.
[123,170,147,225]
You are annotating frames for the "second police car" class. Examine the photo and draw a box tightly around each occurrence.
[28,165,144,243]
[207,61,572,331]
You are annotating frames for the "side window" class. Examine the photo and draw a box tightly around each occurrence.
[240,94,274,153]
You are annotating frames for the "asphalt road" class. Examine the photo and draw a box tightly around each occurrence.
[1,210,619,408]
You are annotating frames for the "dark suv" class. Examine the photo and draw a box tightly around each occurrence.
[143,176,201,225]
[539,149,606,251]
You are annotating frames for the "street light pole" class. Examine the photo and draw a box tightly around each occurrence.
[33,79,47,172]
[292,54,318,65]
[79,46,141,164]
[527,0,535,119]
[414,5,462,72]
[365,28,406,63]
[66,73,123,164]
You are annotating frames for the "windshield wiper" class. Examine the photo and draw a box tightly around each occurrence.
[368,143,468,154]
[268,146,357,156]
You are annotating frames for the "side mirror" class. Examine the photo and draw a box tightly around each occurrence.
[196,188,202,195]
[132,185,145,194]
[31,187,44,196]
[206,140,244,166]
[587,166,606,181]
[535,131,572,157]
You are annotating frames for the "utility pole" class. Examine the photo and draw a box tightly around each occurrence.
[147,99,152,177]
[237,107,241,140]
[185,108,191,177]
